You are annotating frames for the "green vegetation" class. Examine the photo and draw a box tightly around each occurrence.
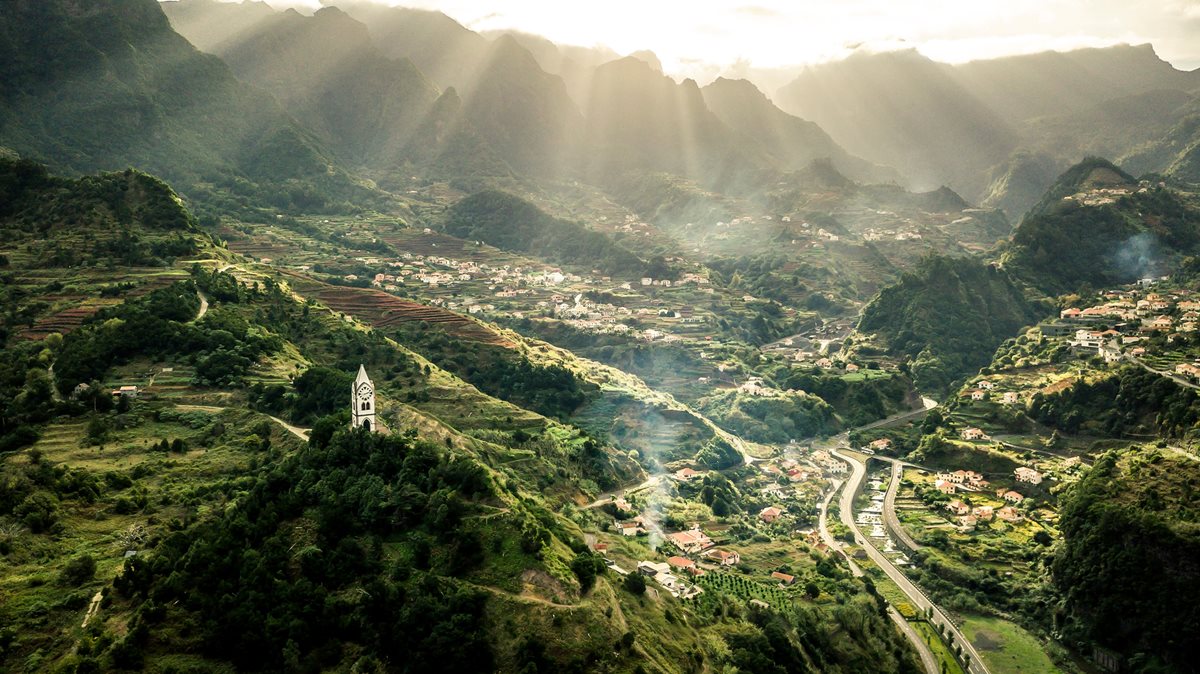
[109,428,506,672]
[1053,447,1200,672]
[391,322,596,420]
[1029,365,1200,438]
[858,255,1043,393]
[960,614,1065,674]
[781,370,914,427]
[697,388,838,443]
[1006,158,1200,293]
[443,190,650,277]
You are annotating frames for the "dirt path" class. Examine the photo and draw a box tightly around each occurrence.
[80,590,103,628]
[174,404,310,442]
[194,291,209,321]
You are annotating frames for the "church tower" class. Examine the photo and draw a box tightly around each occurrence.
[351,364,377,432]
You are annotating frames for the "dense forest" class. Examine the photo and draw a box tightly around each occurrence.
[1029,366,1200,439]
[1053,447,1200,673]
[108,428,507,672]
[697,388,838,444]
[857,255,1043,393]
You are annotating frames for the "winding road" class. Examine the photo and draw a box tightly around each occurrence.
[817,479,939,674]
[880,458,923,552]
[830,446,990,674]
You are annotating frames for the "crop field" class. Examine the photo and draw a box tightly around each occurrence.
[284,272,511,347]
[961,614,1064,674]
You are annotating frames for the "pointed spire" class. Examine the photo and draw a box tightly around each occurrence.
[356,363,370,382]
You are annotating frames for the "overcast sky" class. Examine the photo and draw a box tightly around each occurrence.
[284,0,1200,78]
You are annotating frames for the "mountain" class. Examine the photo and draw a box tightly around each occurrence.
[156,0,276,52]
[0,0,374,215]
[776,49,1018,196]
[857,255,1042,393]
[479,29,621,106]
[950,44,1200,123]
[581,57,766,187]
[979,152,1064,221]
[172,2,582,178]
[700,77,899,184]
[442,190,647,276]
[1121,95,1200,183]
[337,2,489,92]
[777,44,1200,219]
[1003,157,1200,293]
[167,4,442,169]
[452,35,584,176]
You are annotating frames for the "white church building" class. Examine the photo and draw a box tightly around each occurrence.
[351,364,378,432]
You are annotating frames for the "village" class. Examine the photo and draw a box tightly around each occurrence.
[589,442,851,606]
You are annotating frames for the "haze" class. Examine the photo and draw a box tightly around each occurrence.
[245,0,1200,80]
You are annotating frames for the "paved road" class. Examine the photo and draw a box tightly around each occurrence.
[583,474,664,509]
[817,479,939,674]
[832,447,990,674]
[1129,355,1200,391]
[857,396,938,433]
[880,458,923,552]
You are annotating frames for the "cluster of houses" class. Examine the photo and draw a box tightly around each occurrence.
[605,523,746,599]
[934,469,989,494]
[1061,180,1160,207]
[960,379,1024,406]
[862,226,923,242]
[929,464,1040,530]
[943,499,1024,530]
[634,559,704,599]
[1049,283,1200,364]
[364,254,574,291]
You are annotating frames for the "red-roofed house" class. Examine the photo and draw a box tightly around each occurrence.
[945,500,970,516]
[997,506,1024,523]
[759,506,784,523]
[667,556,697,574]
[667,529,714,554]
[771,571,795,585]
[704,549,740,566]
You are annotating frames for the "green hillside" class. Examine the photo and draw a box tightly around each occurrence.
[0,0,378,215]
[1005,158,1200,293]
[1053,447,1200,672]
[857,255,1043,392]
[0,158,926,674]
[443,190,649,277]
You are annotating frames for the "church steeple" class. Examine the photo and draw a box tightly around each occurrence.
[350,364,377,432]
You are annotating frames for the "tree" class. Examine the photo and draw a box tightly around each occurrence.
[622,572,646,595]
[805,581,820,599]
[570,552,606,593]
[60,554,97,586]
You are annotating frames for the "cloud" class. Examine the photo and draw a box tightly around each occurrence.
[735,5,781,17]
[254,0,1200,73]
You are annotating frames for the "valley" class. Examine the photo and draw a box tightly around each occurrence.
[1,1,1199,673]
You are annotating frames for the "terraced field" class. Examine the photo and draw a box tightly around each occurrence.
[380,229,528,267]
[18,271,189,340]
[283,271,512,347]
